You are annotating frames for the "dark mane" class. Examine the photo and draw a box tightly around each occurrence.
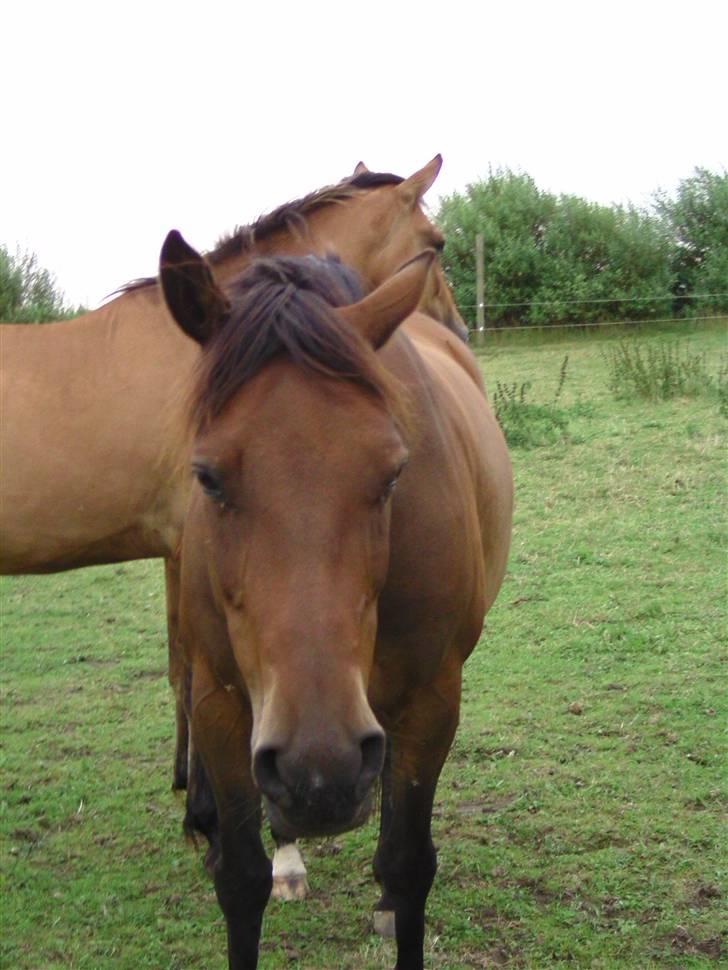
[121,171,405,295]
[208,171,404,267]
[190,255,400,433]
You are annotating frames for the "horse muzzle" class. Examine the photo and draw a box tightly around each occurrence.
[253,728,385,838]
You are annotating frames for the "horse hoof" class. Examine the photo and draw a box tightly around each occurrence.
[272,873,309,901]
[271,843,308,901]
[373,910,396,938]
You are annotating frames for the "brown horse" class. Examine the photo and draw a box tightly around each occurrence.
[0,155,453,576]
[160,232,512,969]
[0,156,465,804]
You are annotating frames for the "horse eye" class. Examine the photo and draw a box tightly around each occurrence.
[378,464,406,505]
[193,464,224,500]
[381,478,398,502]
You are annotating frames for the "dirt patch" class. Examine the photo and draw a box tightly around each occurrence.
[11,827,41,843]
[462,945,518,967]
[513,875,559,905]
[664,926,724,960]
[688,882,723,908]
[455,795,518,816]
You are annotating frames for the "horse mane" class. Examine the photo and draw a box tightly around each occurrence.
[190,254,403,433]
[120,170,405,295]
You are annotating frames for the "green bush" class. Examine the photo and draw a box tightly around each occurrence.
[0,245,79,322]
[436,171,673,330]
[655,168,728,316]
[436,167,727,330]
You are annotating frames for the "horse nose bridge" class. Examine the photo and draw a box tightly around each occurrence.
[253,610,378,727]
[255,673,383,766]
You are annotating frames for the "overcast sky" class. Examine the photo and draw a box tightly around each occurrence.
[3,0,725,309]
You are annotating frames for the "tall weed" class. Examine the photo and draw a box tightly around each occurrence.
[718,359,728,417]
[602,339,722,402]
[493,355,570,448]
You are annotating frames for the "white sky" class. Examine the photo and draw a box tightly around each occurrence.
[3,0,726,309]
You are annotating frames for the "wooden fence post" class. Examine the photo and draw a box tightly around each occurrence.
[475,233,485,332]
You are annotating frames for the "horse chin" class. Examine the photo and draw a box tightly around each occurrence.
[263,791,375,841]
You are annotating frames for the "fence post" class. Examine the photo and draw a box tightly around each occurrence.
[475,233,485,332]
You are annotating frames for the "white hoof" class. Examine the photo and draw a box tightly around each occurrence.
[373,910,396,938]
[272,872,309,900]
[271,843,308,901]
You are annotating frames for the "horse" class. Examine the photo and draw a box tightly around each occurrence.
[159,231,512,969]
[0,156,466,830]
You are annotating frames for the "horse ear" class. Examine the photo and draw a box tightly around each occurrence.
[338,250,436,350]
[398,154,443,208]
[352,161,369,176]
[159,230,229,345]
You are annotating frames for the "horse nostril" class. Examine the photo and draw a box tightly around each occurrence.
[253,747,291,807]
[357,731,386,799]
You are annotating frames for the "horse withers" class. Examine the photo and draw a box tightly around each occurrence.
[160,231,513,969]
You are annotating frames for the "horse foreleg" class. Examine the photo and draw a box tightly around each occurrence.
[190,659,271,970]
[165,556,189,791]
[213,795,270,970]
[185,760,306,896]
[373,659,462,970]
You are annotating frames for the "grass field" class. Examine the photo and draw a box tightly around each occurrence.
[1,321,726,969]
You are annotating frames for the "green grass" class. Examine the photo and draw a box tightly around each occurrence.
[2,321,726,968]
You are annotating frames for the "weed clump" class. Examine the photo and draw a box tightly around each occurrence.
[718,359,728,417]
[602,339,723,402]
[493,355,570,448]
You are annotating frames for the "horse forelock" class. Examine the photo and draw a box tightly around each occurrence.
[189,255,405,434]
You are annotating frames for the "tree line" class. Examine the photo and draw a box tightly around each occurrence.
[436,167,727,329]
[3,168,726,327]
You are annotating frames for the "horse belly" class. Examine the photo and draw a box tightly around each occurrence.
[0,452,181,572]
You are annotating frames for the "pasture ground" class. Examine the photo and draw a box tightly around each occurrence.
[1,321,725,968]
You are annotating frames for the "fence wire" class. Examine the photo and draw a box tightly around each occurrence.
[469,314,726,334]
[461,292,728,310]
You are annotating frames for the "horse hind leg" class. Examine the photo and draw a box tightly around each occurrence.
[172,699,189,791]
[371,738,397,937]
[271,837,309,901]
[165,556,189,791]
